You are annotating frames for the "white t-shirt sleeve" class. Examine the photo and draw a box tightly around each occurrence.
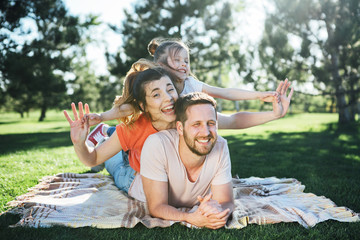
[140,134,168,182]
[181,76,203,96]
[211,140,232,186]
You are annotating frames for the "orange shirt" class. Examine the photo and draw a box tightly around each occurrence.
[116,113,157,172]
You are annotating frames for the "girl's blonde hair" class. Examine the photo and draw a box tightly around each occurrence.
[147,38,197,81]
[148,38,189,66]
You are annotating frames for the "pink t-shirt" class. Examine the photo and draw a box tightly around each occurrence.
[140,129,232,208]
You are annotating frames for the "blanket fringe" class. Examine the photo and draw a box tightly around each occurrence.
[3,173,359,229]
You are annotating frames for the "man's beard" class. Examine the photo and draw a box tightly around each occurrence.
[183,131,217,156]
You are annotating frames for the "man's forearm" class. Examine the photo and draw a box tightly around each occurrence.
[219,201,234,222]
[149,203,189,222]
[149,203,227,229]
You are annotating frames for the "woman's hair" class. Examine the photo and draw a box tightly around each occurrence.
[147,38,190,70]
[113,59,177,125]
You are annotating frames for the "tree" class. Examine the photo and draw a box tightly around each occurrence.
[191,2,246,111]
[1,49,39,117]
[0,0,98,121]
[67,60,101,111]
[258,22,295,89]
[262,0,360,124]
[0,0,35,114]
[106,0,254,113]
[107,0,225,80]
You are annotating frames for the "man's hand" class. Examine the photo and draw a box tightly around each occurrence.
[63,102,90,145]
[185,193,231,229]
[197,193,222,217]
[187,205,230,229]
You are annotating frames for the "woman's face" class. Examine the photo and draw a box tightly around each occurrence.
[142,75,179,124]
[166,48,190,81]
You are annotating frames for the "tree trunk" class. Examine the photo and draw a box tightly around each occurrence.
[349,75,357,122]
[330,51,351,124]
[325,18,351,124]
[39,104,47,122]
[234,101,239,112]
[330,96,336,113]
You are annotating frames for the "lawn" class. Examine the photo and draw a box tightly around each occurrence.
[0,110,359,240]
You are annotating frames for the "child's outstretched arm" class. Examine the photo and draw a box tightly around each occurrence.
[202,83,277,102]
[87,104,134,126]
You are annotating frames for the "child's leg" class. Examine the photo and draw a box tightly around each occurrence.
[104,151,136,193]
[89,125,116,173]
[106,126,116,136]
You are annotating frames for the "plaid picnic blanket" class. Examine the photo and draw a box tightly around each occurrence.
[5,173,359,229]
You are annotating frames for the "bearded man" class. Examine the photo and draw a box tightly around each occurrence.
[140,92,234,229]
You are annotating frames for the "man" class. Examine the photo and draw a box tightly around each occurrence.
[140,92,234,229]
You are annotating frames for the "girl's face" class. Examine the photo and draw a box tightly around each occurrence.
[142,76,179,125]
[167,48,190,81]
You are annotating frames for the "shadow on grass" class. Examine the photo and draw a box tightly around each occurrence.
[0,122,359,239]
[225,122,360,212]
[0,121,22,125]
[0,131,72,155]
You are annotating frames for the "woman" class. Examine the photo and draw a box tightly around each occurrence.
[64,64,179,200]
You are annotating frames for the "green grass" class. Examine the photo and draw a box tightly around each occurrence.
[0,111,359,239]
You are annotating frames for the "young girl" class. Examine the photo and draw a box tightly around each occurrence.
[147,38,277,100]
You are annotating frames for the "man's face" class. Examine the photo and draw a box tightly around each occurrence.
[181,104,217,156]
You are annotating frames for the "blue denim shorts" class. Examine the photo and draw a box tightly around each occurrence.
[105,151,135,193]
[107,126,116,136]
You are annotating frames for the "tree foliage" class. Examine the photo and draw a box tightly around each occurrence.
[107,0,248,111]
[260,0,360,124]
[0,0,98,121]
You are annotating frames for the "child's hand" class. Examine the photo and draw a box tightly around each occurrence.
[260,91,279,103]
[87,113,103,126]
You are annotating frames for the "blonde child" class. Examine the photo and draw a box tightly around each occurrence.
[147,38,277,100]
[88,39,279,132]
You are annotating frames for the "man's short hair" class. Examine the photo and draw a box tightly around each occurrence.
[175,92,217,124]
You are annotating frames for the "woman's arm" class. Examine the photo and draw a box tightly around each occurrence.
[64,102,123,167]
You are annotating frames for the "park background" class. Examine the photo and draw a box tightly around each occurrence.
[0,0,359,239]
